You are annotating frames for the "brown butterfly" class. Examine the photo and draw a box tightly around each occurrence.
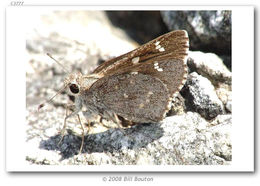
[39,30,189,153]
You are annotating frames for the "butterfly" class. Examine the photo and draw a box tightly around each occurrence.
[39,30,189,153]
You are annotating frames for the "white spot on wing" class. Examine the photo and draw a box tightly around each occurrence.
[131,71,138,75]
[159,47,165,52]
[154,62,163,71]
[155,42,165,52]
[131,56,140,64]
[139,103,144,108]
[124,93,128,98]
[155,41,160,46]
[155,45,161,50]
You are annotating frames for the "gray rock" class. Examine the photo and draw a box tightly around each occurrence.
[185,51,232,113]
[26,112,231,165]
[161,11,231,56]
[216,84,232,113]
[167,93,186,116]
[225,98,232,112]
[208,114,232,161]
[187,51,232,85]
[181,72,225,120]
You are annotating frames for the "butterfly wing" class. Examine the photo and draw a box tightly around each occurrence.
[85,72,170,123]
[85,30,189,123]
[93,30,189,78]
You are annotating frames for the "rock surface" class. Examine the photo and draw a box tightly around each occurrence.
[26,11,232,166]
[27,112,231,165]
[181,72,225,120]
[187,51,232,85]
[161,10,231,69]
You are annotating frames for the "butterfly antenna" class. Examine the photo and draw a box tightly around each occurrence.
[46,53,70,74]
[38,85,68,111]
[38,53,71,111]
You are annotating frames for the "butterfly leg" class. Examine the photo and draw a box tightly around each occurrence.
[58,98,83,146]
[110,113,135,142]
[58,104,73,145]
[77,114,84,154]
[103,111,126,135]
[82,110,99,133]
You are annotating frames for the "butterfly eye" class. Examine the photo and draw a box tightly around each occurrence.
[69,84,80,94]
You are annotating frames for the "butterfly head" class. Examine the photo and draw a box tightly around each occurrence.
[64,71,83,96]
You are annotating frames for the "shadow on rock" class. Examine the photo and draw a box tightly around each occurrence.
[39,123,164,160]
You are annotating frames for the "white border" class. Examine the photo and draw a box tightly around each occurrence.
[5,6,254,172]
